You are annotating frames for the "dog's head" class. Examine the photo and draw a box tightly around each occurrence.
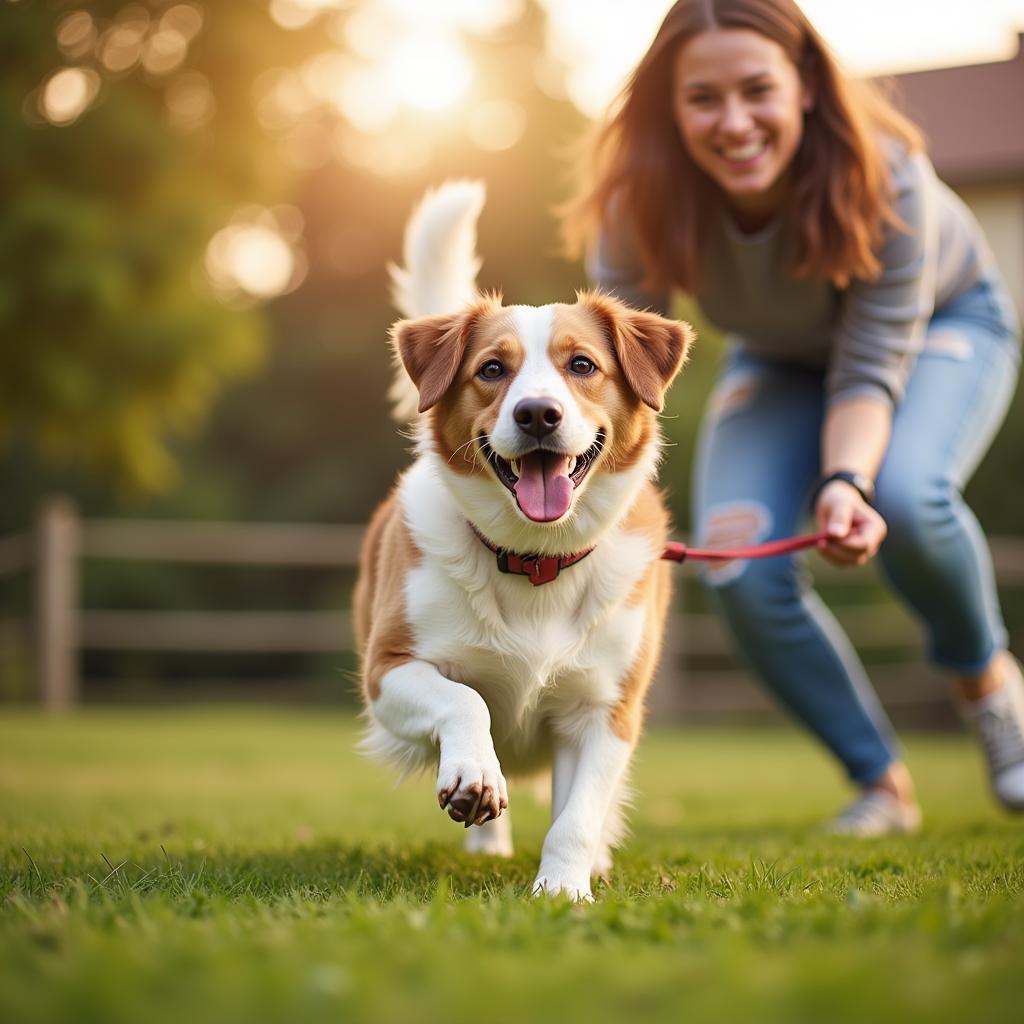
[391,290,693,545]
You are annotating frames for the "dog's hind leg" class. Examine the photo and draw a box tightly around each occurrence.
[545,728,631,885]
[533,713,633,901]
[464,808,513,857]
[544,732,623,888]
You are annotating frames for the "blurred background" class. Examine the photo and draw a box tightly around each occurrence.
[1,0,1023,719]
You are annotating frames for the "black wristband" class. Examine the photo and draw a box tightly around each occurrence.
[810,470,876,511]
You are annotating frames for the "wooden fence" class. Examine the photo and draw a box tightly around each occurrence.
[2,496,1023,720]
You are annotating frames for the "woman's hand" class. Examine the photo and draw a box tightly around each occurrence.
[815,480,887,567]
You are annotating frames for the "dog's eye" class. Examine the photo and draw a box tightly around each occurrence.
[478,360,505,380]
[569,355,596,376]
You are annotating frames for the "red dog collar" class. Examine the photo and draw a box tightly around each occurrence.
[471,522,828,587]
[470,524,593,586]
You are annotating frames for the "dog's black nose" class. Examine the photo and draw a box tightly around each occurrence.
[513,398,563,438]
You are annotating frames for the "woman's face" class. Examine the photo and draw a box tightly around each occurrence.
[672,28,811,224]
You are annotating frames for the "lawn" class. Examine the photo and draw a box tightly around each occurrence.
[1,707,1022,1024]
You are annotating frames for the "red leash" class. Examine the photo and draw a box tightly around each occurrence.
[472,523,830,586]
[662,531,829,563]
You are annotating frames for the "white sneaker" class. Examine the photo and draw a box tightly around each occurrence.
[961,659,1024,812]
[825,789,922,837]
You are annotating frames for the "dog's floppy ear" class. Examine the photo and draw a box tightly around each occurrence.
[390,294,501,413]
[578,290,693,412]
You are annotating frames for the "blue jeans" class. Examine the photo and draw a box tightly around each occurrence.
[691,275,1022,783]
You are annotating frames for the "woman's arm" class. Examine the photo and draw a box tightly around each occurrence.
[815,396,890,567]
[818,149,943,567]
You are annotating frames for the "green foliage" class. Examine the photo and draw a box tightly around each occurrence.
[2,709,1023,1024]
[0,2,285,491]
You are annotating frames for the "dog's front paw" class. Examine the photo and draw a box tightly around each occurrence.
[437,751,508,827]
[531,872,593,903]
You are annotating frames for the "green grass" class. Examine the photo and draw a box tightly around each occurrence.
[2,708,1023,1024]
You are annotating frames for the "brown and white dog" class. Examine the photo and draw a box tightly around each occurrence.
[355,182,693,900]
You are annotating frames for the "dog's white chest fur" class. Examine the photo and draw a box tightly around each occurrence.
[400,456,652,767]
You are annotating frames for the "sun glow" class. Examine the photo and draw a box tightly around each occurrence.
[536,0,672,119]
[383,35,473,112]
[280,0,522,138]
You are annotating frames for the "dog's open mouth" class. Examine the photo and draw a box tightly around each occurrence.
[481,430,606,523]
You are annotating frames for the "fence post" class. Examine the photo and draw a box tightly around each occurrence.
[35,496,79,710]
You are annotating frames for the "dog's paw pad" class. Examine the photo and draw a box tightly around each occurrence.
[437,758,508,826]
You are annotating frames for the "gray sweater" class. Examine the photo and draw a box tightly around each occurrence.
[588,149,993,407]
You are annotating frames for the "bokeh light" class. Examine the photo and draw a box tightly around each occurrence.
[160,3,204,41]
[97,6,150,75]
[254,68,315,132]
[337,129,431,178]
[55,11,97,59]
[269,0,350,31]
[206,208,307,302]
[165,71,215,132]
[39,67,101,126]
[467,98,526,151]
[142,26,189,76]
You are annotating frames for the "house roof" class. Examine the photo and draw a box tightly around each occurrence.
[888,34,1024,185]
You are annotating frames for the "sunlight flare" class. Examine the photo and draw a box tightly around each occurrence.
[40,67,101,126]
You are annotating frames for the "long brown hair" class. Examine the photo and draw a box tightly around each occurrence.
[561,0,923,291]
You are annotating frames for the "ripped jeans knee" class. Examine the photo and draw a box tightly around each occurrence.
[697,500,774,588]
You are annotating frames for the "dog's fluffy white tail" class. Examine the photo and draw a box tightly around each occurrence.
[388,180,485,421]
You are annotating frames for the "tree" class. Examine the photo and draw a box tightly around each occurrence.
[0,1,298,491]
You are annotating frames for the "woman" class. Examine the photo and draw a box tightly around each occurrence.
[562,0,1024,833]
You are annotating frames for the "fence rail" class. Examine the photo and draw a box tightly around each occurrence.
[79,519,365,566]
[2,497,1023,715]
[79,610,354,653]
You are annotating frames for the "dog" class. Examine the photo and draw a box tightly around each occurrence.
[354,181,693,900]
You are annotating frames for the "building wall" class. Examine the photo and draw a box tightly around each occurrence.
[958,182,1024,317]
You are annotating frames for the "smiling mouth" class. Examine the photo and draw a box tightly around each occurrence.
[480,430,606,523]
[719,139,768,165]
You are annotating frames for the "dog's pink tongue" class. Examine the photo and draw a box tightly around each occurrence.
[514,451,573,522]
